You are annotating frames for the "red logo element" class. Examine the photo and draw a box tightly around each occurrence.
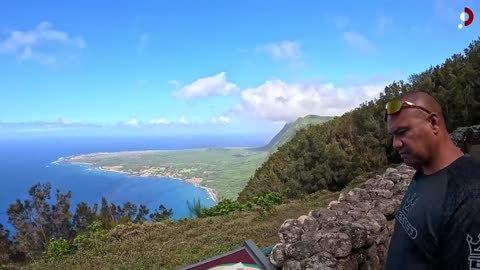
[459,7,474,29]
[465,7,474,26]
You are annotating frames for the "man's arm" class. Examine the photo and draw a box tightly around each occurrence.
[440,190,480,270]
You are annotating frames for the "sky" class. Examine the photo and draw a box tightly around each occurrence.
[0,0,479,138]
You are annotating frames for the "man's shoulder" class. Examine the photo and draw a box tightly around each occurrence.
[442,155,480,210]
[445,155,480,186]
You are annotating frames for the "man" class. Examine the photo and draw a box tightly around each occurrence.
[383,91,480,270]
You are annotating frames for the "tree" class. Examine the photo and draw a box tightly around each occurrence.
[0,223,13,264]
[6,182,74,257]
[7,183,53,256]
[149,204,173,222]
[51,189,74,241]
[118,202,137,223]
[134,205,149,224]
[99,197,115,230]
[187,198,204,218]
[73,202,98,233]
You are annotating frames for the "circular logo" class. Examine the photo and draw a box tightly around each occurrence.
[459,7,474,29]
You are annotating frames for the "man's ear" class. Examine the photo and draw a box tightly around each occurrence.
[428,113,440,134]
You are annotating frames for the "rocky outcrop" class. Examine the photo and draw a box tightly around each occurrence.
[450,125,480,151]
[269,163,416,270]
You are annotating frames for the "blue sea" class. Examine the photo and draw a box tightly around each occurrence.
[0,134,270,232]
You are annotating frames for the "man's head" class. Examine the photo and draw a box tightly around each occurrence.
[385,91,447,168]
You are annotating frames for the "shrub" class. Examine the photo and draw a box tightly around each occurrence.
[201,192,286,217]
[46,238,73,259]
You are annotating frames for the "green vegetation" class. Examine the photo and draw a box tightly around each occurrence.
[149,205,174,222]
[46,221,110,260]
[238,38,480,202]
[254,115,333,153]
[0,182,290,268]
[46,239,73,259]
[67,148,269,200]
[0,223,15,265]
[0,182,172,266]
[0,182,339,269]
[27,191,340,270]
[199,192,286,217]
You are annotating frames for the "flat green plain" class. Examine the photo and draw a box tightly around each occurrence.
[67,148,269,200]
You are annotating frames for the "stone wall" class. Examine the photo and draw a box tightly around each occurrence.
[269,163,416,270]
[449,125,480,151]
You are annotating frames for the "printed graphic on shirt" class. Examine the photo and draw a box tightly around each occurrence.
[467,233,480,270]
[397,192,419,239]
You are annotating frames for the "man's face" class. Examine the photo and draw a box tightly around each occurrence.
[387,108,433,167]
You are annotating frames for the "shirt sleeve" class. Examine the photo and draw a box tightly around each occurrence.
[439,189,480,270]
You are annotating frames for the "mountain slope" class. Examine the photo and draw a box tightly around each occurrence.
[254,115,333,153]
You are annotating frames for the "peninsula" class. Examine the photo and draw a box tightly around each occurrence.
[63,148,269,201]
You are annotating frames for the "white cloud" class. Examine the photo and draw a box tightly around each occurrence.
[120,116,233,127]
[56,117,70,125]
[149,118,170,125]
[343,32,376,53]
[257,40,303,62]
[126,118,138,126]
[233,79,388,122]
[211,116,230,125]
[173,72,239,99]
[137,33,149,52]
[218,116,230,124]
[0,21,86,64]
[178,117,189,125]
[0,118,100,129]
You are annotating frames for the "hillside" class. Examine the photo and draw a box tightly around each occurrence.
[238,38,480,202]
[26,191,343,270]
[254,115,333,153]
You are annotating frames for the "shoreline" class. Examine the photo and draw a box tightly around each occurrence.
[54,146,251,161]
[59,158,220,203]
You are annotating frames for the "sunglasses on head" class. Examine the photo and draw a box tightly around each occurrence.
[384,100,432,121]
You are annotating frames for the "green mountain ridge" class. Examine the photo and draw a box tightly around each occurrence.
[254,115,334,153]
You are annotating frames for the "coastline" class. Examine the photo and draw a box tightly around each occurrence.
[56,147,246,160]
[58,157,220,203]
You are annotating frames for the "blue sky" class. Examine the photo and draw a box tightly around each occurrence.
[0,0,479,138]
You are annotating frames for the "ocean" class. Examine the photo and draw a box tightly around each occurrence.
[0,134,270,232]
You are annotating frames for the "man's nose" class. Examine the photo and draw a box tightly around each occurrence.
[392,136,403,149]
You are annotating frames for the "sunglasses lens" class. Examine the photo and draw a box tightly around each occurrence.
[386,100,402,115]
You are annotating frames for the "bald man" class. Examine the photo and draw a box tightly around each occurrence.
[383,91,480,270]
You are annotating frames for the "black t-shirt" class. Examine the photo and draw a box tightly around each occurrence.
[384,154,480,270]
